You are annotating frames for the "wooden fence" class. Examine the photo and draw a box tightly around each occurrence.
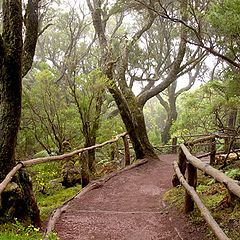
[0,132,130,196]
[172,135,240,240]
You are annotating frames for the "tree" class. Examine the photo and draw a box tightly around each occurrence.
[137,0,240,69]
[86,0,193,159]
[22,64,81,156]
[33,4,107,174]
[0,0,40,225]
[157,61,205,144]
[68,70,108,173]
[173,73,240,138]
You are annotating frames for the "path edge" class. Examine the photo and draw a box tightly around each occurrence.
[44,158,149,237]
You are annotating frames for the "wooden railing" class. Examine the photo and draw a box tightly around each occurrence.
[0,132,130,196]
[172,135,240,240]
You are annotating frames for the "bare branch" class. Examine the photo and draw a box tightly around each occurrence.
[156,94,170,112]
[38,23,53,37]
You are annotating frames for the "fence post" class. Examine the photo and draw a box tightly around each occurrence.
[172,148,187,187]
[110,144,115,161]
[185,163,197,213]
[210,137,216,165]
[172,137,177,154]
[80,151,90,188]
[115,142,120,163]
[224,137,230,153]
[122,135,130,166]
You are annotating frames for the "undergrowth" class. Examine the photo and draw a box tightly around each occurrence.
[164,160,240,240]
[0,160,82,240]
[0,220,58,240]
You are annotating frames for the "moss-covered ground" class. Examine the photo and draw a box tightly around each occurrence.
[0,161,82,240]
[164,160,240,240]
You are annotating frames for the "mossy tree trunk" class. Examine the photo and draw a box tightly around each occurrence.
[157,83,178,145]
[108,86,157,159]
[0,0,23,183]
[0,0,40,226]
[61,141,81,188]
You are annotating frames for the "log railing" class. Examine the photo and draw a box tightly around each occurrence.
[155,133,228,155]
[0,132,130,196]
[172,135,240,240]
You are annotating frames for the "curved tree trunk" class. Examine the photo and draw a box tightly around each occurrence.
[109,87,157,159]
[87,0,188,160]
[161,99,178,145]
[87,0,158,160]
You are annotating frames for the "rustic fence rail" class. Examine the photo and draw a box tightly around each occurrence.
[0,132,129,196]
[173,134,240,240]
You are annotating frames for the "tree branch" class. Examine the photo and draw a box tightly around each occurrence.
[38,23,53,37]
[22,0,39,77]
[156,94,170,113]
[137,25,187,106]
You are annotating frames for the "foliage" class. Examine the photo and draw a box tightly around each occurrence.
[69,69,110,140]
[208,0,240,38]
[172,70,240,137]
[171,86,215,136]
[0,220,58,240]
[29,162,62,194]
[164,166,240,240]
[225,168,240,180]
[206,0,240,63]
[18,64,82,157]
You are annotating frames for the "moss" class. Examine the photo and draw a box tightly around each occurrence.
[163,186,185,208]
[0,184,80,239]
[164,163,240,240]
[36,185,81,220]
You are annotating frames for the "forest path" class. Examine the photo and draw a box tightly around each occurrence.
[55,155,206,240]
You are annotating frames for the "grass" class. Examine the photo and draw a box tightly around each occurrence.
[164,160,240,240]
[0,180,81,240]
[36,185,81,221]
[0,221,58,240]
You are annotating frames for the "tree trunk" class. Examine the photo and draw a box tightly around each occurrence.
[109,87,158,159]
[161,99,178,145]
[228,108,237,131]
[84,137,96,174]
[81,151,90,188]
[0,0,40,226]
[61,141,81,188]
[1,170,41,227]
[0,0,23,182]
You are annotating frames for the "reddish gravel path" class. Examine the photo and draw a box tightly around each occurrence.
[55,155,207,240]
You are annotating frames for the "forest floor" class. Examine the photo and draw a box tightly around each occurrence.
[54,154,208,240]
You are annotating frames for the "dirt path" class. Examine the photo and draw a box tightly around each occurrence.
[55,155,207,240]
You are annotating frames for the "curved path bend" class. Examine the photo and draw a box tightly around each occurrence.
[55,155,207,240]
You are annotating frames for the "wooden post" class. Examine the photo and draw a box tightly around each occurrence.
[224,137,230,153]
[172,148,187,187]
[185,162,197,213]
[210,137,216,166]
[110,144,115,161]
[80,151,90,188]
[172,137,177,154]
[115,142,119,163]
[122,135,130,166]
